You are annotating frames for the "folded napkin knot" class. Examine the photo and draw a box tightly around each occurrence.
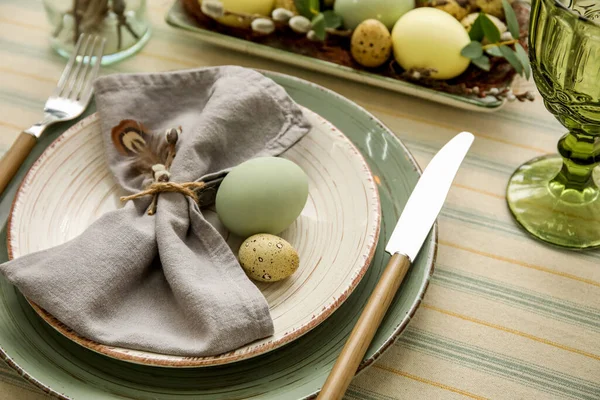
[0,66,311,357]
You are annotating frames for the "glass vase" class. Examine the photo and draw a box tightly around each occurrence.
[43,0,151,65]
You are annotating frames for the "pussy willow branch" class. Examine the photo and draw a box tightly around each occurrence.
[213,8,352,37]
[395,65,534,102]
[52,0,139,50]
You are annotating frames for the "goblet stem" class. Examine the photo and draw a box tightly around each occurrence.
[553,130,600,192]
[506,129,600,248]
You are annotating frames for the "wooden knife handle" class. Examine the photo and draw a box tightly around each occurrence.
[317,253,411,400]
[0,132,37,196]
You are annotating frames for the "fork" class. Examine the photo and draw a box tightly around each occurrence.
[0,34,106,196]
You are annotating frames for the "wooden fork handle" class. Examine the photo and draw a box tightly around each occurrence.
[0,132,37,196]
[317,253,411,400]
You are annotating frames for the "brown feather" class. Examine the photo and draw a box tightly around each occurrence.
[110,119,170,175]
[111,119,148,155]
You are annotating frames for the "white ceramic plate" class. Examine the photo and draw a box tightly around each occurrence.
[8,108,380,367]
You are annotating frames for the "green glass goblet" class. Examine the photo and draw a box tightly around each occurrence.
[507,0,600,249]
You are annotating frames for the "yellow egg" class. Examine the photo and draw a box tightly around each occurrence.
[200,0,275,28]
[351,19,393,68]
[238,234,299,282]
[274,0,297,14]
[391,7,471,80]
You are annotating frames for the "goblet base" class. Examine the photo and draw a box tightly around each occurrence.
[507,154,600,249]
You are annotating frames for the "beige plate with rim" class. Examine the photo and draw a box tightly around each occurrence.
[7,107,380,367]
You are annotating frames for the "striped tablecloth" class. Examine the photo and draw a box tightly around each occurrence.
[1,1,599,399]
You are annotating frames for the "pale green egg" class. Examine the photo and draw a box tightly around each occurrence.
[334,0,415,30]
[216,157,309,237]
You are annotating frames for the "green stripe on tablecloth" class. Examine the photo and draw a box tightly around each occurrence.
[398,328,600,399]
[0,90,44,110]
[440,207,600,264]
[0,37,53,59]
[405,327,600,390]
[441,208,523,236]
[402,139,516,175]
[432,267,600,332]
[496,108,565,135]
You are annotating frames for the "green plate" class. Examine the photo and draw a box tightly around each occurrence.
[0,72,436,399]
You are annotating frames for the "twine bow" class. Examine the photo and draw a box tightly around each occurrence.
[119,126,205,215]
[120,181,206,215]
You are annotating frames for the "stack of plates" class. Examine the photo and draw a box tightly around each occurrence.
[0,72,435,399]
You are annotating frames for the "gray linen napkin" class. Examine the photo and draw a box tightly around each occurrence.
[0,66,311,356]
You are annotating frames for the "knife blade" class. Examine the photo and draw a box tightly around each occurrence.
[386,131,474,260]
[317,131,474,400]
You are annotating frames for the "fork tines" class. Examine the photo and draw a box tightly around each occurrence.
[54,34,106,104]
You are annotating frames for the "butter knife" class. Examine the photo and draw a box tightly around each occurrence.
[317,131,474,400]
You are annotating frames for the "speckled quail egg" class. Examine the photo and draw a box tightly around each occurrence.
[351,19,393,68]
[429,0,472,21]
[239,234,299,282]
[474,0,505,18]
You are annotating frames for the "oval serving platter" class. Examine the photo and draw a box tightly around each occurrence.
[7,108,381,367]
[166,1,507,112]
[0,71,436,399]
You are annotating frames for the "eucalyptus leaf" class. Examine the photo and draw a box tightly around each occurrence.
[469,15,485,41]
[322,10,342,29]
[502,0,520,39]
[312,13,326,40]
[309,0,320,15]
[515,43,531,79]
[461,41,484,59]
[472,55,491,71]
[480,13,501,43]
[294,0,318,18]
[485,46,503,57]
[499,44,524,75]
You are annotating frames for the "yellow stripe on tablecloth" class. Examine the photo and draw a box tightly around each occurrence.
[453,183,505,199]
[372,364,489,400]
[409,300,600,381]
[439,240,600,288]
[138,51,197,68]
[0,16,44,32]
[422,304,600,361]
[0,120,22,131]
[0,66,56,84]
